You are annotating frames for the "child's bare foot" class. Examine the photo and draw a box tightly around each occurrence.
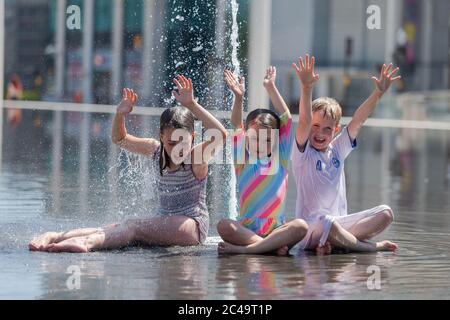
[316,242,332,255]
[218,242,246,254]
[275,245,289,256]
[376,240,397,252]
[29,232,61,251]
[45,237,90,253]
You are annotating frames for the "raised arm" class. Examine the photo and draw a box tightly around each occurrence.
[347,63,401,141]
[112,88,160,156]
[224,70,245,129]
[263,66,291,117]
[172,75,228,173]
[292,54,320,149]
[172,75,228,138]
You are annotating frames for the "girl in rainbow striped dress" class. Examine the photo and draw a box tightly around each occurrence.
[217,67,308,255]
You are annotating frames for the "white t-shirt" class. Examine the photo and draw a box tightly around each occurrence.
[291,127,357,223]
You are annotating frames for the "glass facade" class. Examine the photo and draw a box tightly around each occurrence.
[5,0,249,105]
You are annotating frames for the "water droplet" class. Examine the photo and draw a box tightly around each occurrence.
[192,45,203,52]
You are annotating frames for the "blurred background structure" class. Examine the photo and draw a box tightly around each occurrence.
[1,0,449,111]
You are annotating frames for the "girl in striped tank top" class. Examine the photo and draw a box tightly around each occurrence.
[217,67,308,255]
[29,75,227,253]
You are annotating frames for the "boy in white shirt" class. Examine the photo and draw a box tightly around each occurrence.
[292,55,400,254]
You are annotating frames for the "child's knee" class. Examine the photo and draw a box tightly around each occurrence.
[375,205,394,224]
[217,219,234,237]
[289,219,309,236]
[180,231,200,246]
[380,206,394,224]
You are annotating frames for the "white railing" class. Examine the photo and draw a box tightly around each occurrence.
[3,99,450,131]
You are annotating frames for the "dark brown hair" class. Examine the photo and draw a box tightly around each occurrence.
[159,106,195,175]
[245,109,280,130]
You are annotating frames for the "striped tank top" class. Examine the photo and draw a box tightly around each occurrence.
[232,112,294,237]
[151,146,209,243]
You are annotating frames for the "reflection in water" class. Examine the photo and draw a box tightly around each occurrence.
[214,252,397,299]
[1,109,450,299]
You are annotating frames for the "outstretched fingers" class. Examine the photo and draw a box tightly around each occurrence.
[299,57,305,70]
[384,63,393,77]
[177,74,193,91]
[379,64,386,79]
[131,90,138,104]
[173,76,183,91]
[123,88,137,103]
[266,66,272,79]
[225,70,237,84]
[388,67,400,79]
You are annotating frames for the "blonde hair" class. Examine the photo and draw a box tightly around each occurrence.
[312,97,342,125]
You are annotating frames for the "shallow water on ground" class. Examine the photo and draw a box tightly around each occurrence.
[1,114,450,299]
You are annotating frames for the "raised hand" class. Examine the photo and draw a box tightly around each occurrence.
[263,66,277,88]
[117,88,138,115]
[172,74,195,107]
[372,63,401,94]
[224,70,245,98]
[292,54,319,89]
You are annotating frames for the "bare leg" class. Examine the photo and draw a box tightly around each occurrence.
[218,219,308,255]
[44,216,200,253]
[216,219,289,255]
[315,207,395,255]
[133,216,200,246]
[29,227,108,251]
[217,219,263,245]
[327,220,397,253]
[347,208,394,240]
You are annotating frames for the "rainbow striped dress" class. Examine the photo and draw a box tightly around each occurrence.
[232,112,293,237]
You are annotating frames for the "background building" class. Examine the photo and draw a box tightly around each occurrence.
[4,0,50,96]
[271,0,450,113]
[2,0,449,112]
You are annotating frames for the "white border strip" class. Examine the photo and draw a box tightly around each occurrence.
[3,99,450,131]
[0,0,5,171]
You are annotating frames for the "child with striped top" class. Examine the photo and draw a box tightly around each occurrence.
[29,75,227,253]
[217,67,308,255]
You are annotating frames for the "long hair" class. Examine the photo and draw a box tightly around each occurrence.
[159,106,195,175]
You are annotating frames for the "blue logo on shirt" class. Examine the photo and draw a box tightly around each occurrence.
[316,160,322,171]
[332,157,340,168]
